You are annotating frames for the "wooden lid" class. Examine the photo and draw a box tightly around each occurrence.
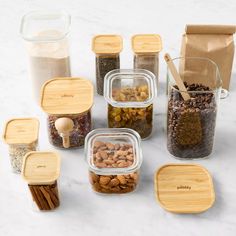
[154,164,215,213]
[40,77,94,115]
[92,35,123,54]
[3,118,39,145]
[22,151,60,185]
[132,34,162,53]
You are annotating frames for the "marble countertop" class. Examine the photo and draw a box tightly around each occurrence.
[0,0,236,235]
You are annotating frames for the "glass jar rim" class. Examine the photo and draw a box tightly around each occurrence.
[104,69,157,108]
[84,128,143,175]
[168,56,222,93]
[20,10,71,42]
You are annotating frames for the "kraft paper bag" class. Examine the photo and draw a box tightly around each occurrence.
[181,25,236,91]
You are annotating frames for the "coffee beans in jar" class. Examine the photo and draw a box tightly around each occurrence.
[108,85,153,139]
[85,128,143,194]
[167,82,217,159]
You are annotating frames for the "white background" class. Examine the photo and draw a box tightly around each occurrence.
[0,0,236,235]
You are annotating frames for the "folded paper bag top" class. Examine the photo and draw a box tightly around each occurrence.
[181,24,236,91]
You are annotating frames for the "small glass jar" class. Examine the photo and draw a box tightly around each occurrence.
[85,128,142,194]
[20,10,71,101]
[104,69,157,139]
[22,151,60,211]
[132,34,162,86]
[92,35,123,95]
[3,118,39,173]
[40,77,94,149]
[166,57,222,159]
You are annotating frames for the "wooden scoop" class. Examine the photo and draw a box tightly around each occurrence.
[164,53,191,101]
[55,117,74,148]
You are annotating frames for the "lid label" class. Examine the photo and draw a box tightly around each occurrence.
[177,185,191,190]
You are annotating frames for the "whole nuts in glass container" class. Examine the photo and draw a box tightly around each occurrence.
[85,128,142,194]
[3,118,39,173]
[132,34,162,86]
[40,77,93,149]
[104,69,157,139]
[22,151,60,211]
[92,35,122,95]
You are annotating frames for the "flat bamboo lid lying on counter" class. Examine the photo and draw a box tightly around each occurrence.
[40,77,94,115]
[3,118,39,145]
[154,164,215,214]
[22,151,60,185]
[132,34,162,54]
[92,35,123,54]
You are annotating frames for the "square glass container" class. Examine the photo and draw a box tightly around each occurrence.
[85,128,142,194]
[104,69,156,139]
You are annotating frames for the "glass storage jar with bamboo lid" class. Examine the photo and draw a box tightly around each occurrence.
[2,118,39,173]
[104,69,157,139]
[22,151,61,211]
[85,128,143,194]
[40,77,94,149]
[92,34,123,95]
[132,34,162,85]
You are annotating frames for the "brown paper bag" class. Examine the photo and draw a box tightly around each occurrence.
[181,25,236,90]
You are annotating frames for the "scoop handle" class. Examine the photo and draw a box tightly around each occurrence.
[164,53,191,101]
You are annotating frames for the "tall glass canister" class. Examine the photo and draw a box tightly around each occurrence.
[166,57,222,159]
[92,35,123,95]
[20,11,71,101]
[132,34,162,86]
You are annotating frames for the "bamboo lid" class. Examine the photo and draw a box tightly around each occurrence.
[40,77,94,115]
[132,34,162,53]
[92,35,123,54]
[154,164,215,213]
[22,151,60,185]
[3,118,39,145]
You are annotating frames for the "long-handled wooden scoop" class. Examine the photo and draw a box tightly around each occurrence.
[164,53,191,101]
[55,117,74,148]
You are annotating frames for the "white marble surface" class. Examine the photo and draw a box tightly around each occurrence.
[0,0,236,235]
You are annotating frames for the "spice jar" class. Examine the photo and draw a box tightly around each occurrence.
[85,128,142,194]
[20,11,71,101]
[3,118,39,173]
[22,151,61,211]
[132,34,162,85]
[40,77,93,149]
[104,69,156,139]
[167,57,222,159]
[92,35,123,95]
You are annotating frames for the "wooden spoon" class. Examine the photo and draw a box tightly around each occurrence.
[55,117,74,148]
[164,53,191,101]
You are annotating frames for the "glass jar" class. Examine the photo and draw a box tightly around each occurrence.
[166,57,222,159]
[3,118,39,173]
[85,128,142,194]
[132,34,162,86]
[104,69,157,139]
[22,151,60,211]
[40,77,94,149]
[92,35,123,95]
[20,11,71,101]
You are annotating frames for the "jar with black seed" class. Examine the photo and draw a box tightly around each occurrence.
[166,57,222,159]
[92,35,123,95]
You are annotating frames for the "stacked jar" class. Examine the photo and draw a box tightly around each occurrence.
[85,128,143,194]
[20,11,71,101]
[104,69,157,139]
[3,118,39,173]
[40,77,94,149]
[22,151,61,211]
[92,35,123,95]
[132,34,162,86]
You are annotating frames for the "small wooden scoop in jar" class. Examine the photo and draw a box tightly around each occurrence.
[55,117,74,148]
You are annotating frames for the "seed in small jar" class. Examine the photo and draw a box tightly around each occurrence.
[99,176,111,185]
